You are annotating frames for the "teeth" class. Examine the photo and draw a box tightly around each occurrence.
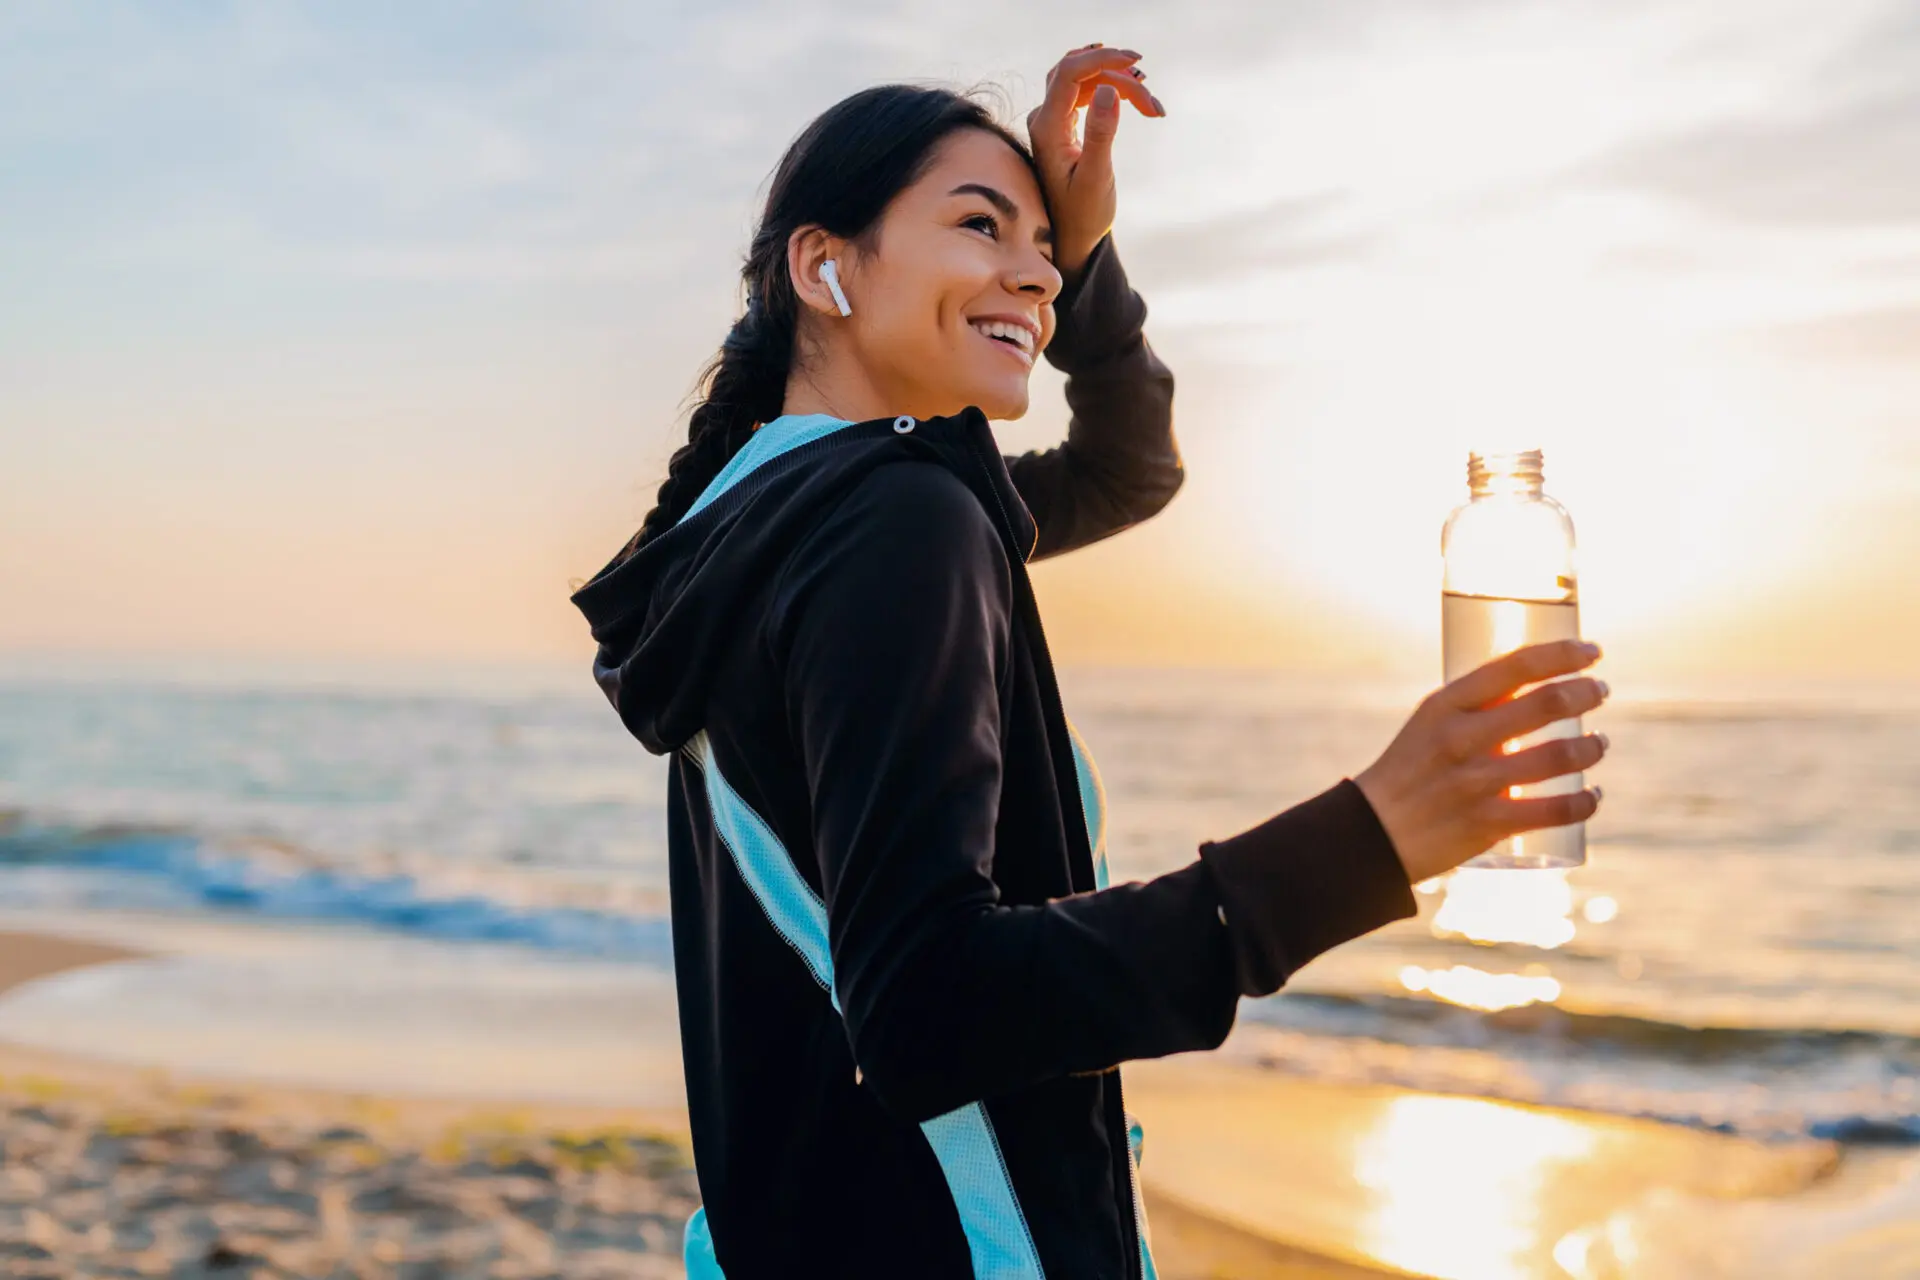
[970,320,1034,355]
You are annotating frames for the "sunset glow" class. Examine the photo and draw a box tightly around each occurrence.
[3,7,1915,685]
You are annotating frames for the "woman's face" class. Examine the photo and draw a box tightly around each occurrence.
[814,128,1062,422]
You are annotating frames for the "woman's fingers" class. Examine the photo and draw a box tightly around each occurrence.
[1484,731,1608,791]
[1492,787,1602,836]
[1067,68,1163,117]
[1072,74,1159,174]
[1443,639,1600,713]
[1041,48,1141,103]
[1361,637,1611,882]
[1027,67,1163,182]
[1044,45,1141,90]
[1464,676,1608,757]
[1032,48,1154,143]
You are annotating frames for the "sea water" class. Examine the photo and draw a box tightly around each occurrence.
[1441,590,1586,869]
[5,655,1920,1151]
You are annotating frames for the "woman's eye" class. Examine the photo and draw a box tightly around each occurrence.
[963,213,999,238]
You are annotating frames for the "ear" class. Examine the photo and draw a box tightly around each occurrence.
[789,226,851,319]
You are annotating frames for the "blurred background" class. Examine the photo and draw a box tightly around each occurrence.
[3,3,1917,1278]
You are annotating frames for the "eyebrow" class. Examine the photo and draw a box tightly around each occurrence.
[948,183,1053,246]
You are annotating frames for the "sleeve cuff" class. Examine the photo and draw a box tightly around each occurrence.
[1196,778,1419,998]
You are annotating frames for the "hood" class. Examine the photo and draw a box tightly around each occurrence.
[569,406,1037,755]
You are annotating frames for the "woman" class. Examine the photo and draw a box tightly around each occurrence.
[571,45,1608,1280]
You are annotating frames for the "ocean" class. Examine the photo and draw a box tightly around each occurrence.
[3,655,1917,1152]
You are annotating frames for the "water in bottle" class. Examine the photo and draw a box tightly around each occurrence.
[1440,449,1587,869]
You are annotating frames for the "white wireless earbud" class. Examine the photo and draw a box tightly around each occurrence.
[819,259,853,317]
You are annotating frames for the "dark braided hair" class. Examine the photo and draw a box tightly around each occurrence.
[615,83,1040,561]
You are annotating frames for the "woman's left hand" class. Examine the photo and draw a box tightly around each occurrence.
[1026,43,1166,287]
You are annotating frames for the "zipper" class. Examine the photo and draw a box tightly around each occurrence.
[956,413,1038,566]
[957,418,1147,1280]
[1112,1070,1158,1280]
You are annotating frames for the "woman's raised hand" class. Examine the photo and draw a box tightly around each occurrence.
[1354,640,1612,885]
[1025,43,1166,285]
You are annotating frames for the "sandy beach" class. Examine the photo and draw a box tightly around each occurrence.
[0,925,1398,1279]
[0,1037,1397,1280]
[0,924,1899,1279]
[0,932,709,1279]
[0,1039,699,1279]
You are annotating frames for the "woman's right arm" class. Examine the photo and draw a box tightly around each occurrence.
[769,460,1420,1123]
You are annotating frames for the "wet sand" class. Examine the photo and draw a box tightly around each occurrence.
[0,930,141,996]
[1121,1054,1842,1279]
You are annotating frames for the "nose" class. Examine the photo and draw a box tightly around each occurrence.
[1010,253,1062,304]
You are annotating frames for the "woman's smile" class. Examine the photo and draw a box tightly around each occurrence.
[969,315,1038,368]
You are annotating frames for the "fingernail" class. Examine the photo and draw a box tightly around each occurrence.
[1130,67,1146,79]
[1150,94,1166,114]
[1581,641,1602,658]
[1591,784,1605,804]
[1595,679,1611,700]
[1595,731,1611,753]
[1119,48,1142,58]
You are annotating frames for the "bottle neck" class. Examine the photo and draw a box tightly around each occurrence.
[1468,449,1545,498]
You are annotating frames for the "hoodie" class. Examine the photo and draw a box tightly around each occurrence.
[570,232,1419,1280]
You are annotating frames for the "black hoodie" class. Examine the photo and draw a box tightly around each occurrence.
[570,233,1418,1280]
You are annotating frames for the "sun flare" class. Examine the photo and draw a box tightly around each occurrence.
[1433,868,1577,949]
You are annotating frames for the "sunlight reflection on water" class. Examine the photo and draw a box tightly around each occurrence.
[1434,866,1578,949]
[1401,963,1562,1011]
[1355,1093,1597,1280]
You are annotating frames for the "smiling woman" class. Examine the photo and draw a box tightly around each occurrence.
[574,64,1227,1279]
[568,44,1605,1280]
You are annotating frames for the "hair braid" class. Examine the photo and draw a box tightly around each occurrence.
[624,291,792,555]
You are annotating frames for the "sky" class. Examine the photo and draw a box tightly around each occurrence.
[4,0,1917,689]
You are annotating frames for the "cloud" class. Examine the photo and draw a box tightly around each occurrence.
[1737,304,1920,365]
[0,4,792,283]
[1587,89,1920,228]
[1811,0,1920,93]
[1579,4,1920,228]
[1126,190,1378,287]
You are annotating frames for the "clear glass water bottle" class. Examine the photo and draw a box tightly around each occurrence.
[1440,449,1587,869]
